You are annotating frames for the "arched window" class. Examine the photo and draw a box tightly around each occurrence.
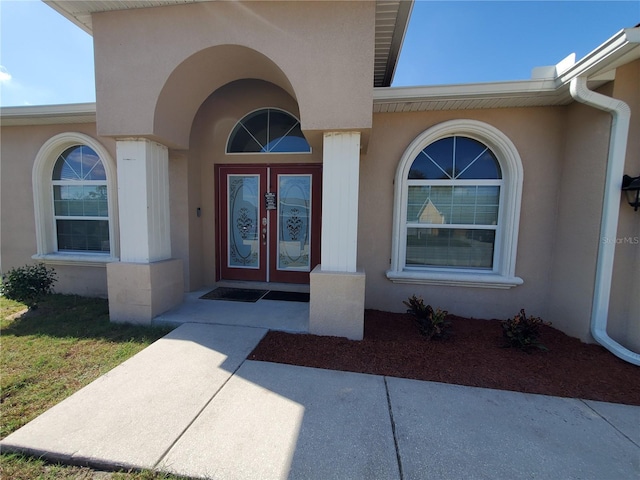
[33,133,118,264]
[52,145,110,253]
[387,120,523,288]
[227,108,311,153]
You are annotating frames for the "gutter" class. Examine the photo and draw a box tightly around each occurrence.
[569,76,640,366]
[558,28,640,86]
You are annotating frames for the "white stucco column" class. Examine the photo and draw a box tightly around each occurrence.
[310,132,365,340]
[107,138,183,324]
[320,132,361,272]
[116,138,172,263]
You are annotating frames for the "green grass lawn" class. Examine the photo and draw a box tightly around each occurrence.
[0,295,189,479]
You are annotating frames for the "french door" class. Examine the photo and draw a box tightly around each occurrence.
[216,164,321,284]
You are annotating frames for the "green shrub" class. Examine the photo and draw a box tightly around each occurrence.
[403,295,451,340]
[1,263,57,309]
[501,308,550,351]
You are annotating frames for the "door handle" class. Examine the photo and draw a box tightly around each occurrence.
[262,219,267,245]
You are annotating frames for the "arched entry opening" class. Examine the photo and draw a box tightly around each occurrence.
[188,79,321,288]
[153,44,300,150]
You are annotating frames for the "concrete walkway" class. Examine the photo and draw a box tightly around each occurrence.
[2,322,639,479]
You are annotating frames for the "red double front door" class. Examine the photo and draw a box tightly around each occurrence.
[216,164,321,284]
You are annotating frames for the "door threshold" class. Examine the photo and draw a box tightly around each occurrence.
[215,280,310,294]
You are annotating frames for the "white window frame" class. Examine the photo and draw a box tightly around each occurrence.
[387,120,524,288]
[226,107,312,155]
[32,132,119,266]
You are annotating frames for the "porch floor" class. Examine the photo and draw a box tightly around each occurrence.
[152,286,309,333]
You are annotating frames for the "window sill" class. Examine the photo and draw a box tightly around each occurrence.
[385,269,523,289]
[32,253,119,268]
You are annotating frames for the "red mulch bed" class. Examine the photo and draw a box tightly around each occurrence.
[249,310,640,405]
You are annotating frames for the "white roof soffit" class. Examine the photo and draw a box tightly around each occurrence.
[375,1,414,87]
[0,103,96,126]
[44,0,413,88]
[375,26,640,113]
[42,0,207,34]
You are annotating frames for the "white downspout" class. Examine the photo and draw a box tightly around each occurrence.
[569,76,640,365]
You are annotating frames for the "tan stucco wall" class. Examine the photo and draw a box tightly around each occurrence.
[92,1,375,149]
[548,68,639,350]
[168,151,195,292]
[0,124,116,297]
[2,69,637,350]
[546,100,608,342]
[360,107,566,320]
[362,75,638,352]
[609,59,640,352]
[179,79,323,289]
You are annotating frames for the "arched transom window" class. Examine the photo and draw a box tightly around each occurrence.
[388,120,523,289]
[227,108,311,153]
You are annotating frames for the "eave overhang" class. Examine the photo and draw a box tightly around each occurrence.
[374,1,413,86]
[0,103,96,126]
[43,0,413,88]
[5,18,636,122]
[374,27,640,113]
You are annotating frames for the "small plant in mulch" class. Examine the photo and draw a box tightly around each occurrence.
[501,308,551,351]
[0,263,57,310]
[403,295,451,340]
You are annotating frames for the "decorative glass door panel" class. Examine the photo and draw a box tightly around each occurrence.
[228,175,260,268]
[277,175,311,271]
[217,165,321,284]
[218,167,267,282]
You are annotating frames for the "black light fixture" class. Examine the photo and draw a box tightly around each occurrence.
[622,175,640,211]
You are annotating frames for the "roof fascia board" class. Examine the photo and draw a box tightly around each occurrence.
[373,79,557,104]
[0,103,97,126]
[43,1,93,35]
[384,0,414,86]
[375,27,639,106]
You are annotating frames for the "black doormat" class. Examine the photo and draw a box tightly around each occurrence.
[199,287,268,303]
[262,291,310,303]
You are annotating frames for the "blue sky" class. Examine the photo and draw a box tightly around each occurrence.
[0,1,638,106]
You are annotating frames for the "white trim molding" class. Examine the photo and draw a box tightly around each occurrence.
[32,132,119,264]
[116,138,171,263]
[321,132,361,272]
[387,119,524,288]
[32,253,119,268]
